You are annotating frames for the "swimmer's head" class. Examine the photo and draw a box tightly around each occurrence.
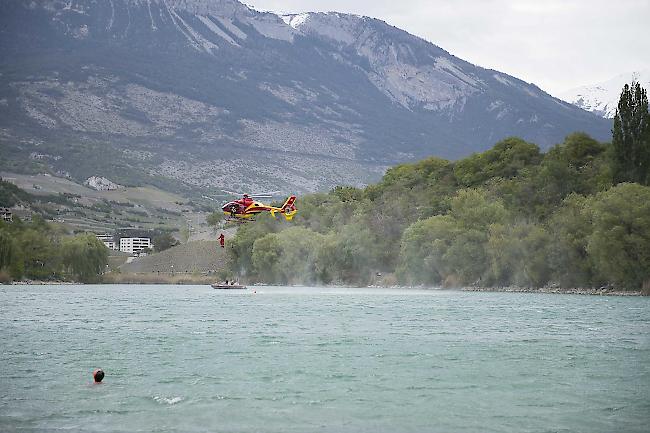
[93,369,104,383]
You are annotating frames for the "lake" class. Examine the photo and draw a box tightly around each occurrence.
[1,285,649,432]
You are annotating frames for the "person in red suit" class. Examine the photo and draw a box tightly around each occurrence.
[218,233,225,248]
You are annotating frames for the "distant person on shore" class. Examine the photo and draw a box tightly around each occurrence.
[93,369,105,384]
[219,233,225,248]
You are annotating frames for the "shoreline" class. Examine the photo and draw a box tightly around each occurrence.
[9,280,82,285]
[4,279,647,296]
[460,286,645,296]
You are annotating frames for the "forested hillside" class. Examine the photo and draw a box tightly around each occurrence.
[226,130,650,291]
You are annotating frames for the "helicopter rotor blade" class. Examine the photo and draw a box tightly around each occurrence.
[220,190,284,199]
[221,189,245,196]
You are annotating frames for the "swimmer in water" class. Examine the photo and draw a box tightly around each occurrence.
[93,369,105,384]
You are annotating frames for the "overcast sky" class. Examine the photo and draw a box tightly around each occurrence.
[247,0,650,95]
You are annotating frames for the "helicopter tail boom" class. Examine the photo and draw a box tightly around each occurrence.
[269,195,297,221]
[281,195,297,221]
[281,196,296,211]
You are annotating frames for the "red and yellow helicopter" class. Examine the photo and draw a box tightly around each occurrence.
[221,193,297,221]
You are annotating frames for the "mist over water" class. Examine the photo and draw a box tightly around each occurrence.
[1,285,649,432]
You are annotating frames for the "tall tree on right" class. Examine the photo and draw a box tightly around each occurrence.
[612,82,650,185]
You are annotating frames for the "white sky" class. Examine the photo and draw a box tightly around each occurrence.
[246,0,650,95]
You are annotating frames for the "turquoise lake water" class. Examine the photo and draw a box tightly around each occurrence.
[1,285,649,432]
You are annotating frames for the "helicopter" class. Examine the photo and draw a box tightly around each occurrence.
[221,193,297,221]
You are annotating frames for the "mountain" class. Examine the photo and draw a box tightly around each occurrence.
[559,71,650,118]
[0,0,610,194]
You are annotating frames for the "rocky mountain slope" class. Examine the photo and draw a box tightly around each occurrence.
[0,0,610,194]
[559,71,650,118]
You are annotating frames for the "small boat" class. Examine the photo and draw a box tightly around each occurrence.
[211,283,247,290]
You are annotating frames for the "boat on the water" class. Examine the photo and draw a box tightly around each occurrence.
[211,283,247,290]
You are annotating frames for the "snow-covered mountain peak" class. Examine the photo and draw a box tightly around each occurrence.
[559,70,650,118]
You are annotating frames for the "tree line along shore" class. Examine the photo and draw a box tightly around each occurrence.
[222,83,650,293]
[1,82,650,293]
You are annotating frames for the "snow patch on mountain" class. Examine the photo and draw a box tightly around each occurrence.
[147,0,251,17]
[247,14,295,41]
[214,17,247,39]
[198,15,238,45]
[493,74,516,87]
[131,0,292,41]
[170,8,219,52]
[559,70,650,118]
[284,12,357,44]
[281,12,309,30]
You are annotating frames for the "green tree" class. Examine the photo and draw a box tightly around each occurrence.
[396,189,510,286]
[511,133,612,218]
[61,234,108,283]
[332,186,363,202]
[19,228,59,280]
[336,222,382,284]
[585,183,650,289]
[612,81,650,185]
[546,194,595,287]
[228,217,282,276]
[0,178,33,207]
[365,157,457,219]
[153,233,178,252]
[397,215,460,285]
[251,227,323,284]
[206,211,224,226]
[444,229,490,285]
[314,233,342,284]
[453,137,541,186]
[0,229,13,270]
[450,188,509,230]
[251,233,283,282]
[487,223,552,287]
[0,221,24,280]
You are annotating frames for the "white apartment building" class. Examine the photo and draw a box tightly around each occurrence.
[96,234,116,250]
[119,237,152,254]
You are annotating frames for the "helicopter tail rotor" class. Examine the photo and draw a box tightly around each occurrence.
[280,195,297,221]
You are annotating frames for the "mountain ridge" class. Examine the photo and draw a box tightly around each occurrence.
[0,0,610,194]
